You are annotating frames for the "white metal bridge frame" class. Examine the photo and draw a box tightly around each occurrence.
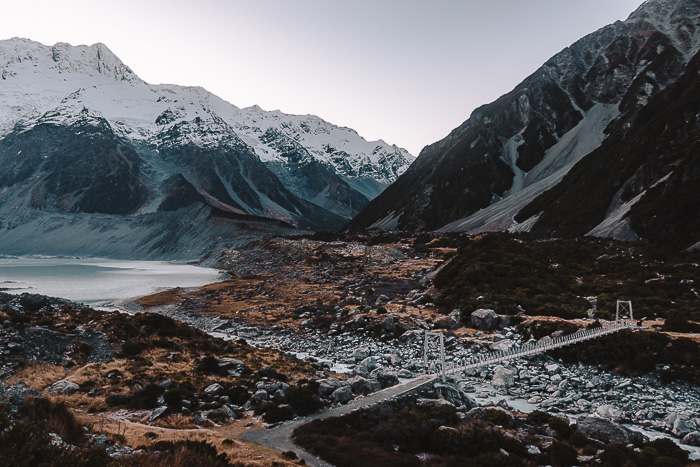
[424,314,638,380]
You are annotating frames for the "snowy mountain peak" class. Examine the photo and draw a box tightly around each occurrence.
[0,38,413,230]
[0,38,139,83]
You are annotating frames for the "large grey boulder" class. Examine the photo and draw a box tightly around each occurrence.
[682,431,700,447]
[343,315,366,331]
[371,368,400,388]
[664,413,696,437]
[251,389,269,406]
[379,316,396,334]
[317,378,343,398]
[351,347,370,362]
[594,404,624,422]
[576,416,645,445]
[471,309,498,330]
[359,356,378,371]
[47,380,80,395]
[434,382,476,409]
[347,376,373,394]
[491,365,517,387]
[330,386,354,404]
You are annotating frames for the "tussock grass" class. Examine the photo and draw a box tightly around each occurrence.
[7,363,67,390]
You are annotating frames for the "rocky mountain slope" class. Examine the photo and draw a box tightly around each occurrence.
[0,38,413,258]
[346,0,700,249]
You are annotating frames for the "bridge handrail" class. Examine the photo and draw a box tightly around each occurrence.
[444,322,634,376]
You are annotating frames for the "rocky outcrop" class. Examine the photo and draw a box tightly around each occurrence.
[491,366,517,388]
[576,415,645,445]
[471,309,499,331]
[47,380,80,395]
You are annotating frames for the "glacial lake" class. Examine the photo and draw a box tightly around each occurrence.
[0,258,222,304]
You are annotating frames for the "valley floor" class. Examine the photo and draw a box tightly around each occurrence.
[1,234,699,466]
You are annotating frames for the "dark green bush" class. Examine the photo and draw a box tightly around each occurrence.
[197,355,220,374]
[121,340,146,357]
[262,403,296,423]
[284,382,323,416]
[545,440,577,466]
[130,384,165,409]
[484,409,512,427]
[163,388,182,409]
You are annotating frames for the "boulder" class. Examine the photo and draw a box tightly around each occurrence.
[347,376,373,394]
[317,378,343,398]
[492,366,517,387]
[148,406,170,423]
[251,389,269,405]
[47,380,80,395]
[664,413,695,437]
[271,389,286,404]
[375,295,390,306]
[330,386,354,404]
[389,350,402,366]
[682,431,700,447]
[594,404,624,422]
[434,382,476,409]
[489,340,513,352]
[352,365,370,378]
[218,358,245,370]
[448,309,462,325]
[204,383,224,395]
[351,347,370,362]
[359,356,378,371]
[471,309,498,331]
[417,398,455,410]
[379,316,396,334]
[526,445,541,456]
[463,407,489,421]
[576,416,642,445]
[371,369,400,388]
[159,379,174,390]
[433,315,457,330]
[344,315,366,331]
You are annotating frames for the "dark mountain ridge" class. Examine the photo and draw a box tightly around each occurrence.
[346,0,700,250]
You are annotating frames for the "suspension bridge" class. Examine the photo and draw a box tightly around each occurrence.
[425,299,639,381]
[245,301,640,466]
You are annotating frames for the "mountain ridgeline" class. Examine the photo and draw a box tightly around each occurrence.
[0,38,413,258]
[347,0,700,250]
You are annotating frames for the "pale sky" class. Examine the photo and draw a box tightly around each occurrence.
[1,0,644,155]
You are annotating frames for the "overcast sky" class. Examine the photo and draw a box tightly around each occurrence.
[2,0,644,155]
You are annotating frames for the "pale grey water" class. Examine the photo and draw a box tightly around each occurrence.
[0,257,222,304]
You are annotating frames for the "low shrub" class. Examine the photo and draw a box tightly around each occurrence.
[284,382,323,416]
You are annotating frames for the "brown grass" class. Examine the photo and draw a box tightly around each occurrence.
[137,288,186,308]
[76,413,295,466]
[7,363,67,390]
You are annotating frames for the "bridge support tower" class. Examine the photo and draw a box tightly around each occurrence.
[615,300,633,325]
[423,331,446,382]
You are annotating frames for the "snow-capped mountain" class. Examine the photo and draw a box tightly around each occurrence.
[0,37,413,220]
[347,0,700,249]
[0,37,413,257]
